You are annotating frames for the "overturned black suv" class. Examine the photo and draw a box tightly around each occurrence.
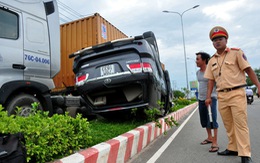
[70,31,172,117]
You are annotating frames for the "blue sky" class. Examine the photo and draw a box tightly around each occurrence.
[59,0,260,90]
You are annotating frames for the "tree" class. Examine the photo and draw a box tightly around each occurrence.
[173,90,185,99]
[181,87,190,99]
[246,68,260,86]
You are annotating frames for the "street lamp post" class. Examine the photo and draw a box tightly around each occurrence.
[163,5,199,93]
[187,57,197,78]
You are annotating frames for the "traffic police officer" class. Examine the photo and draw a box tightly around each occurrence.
[204,26,260,163]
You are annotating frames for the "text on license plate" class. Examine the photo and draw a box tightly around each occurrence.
[101,64,115,76]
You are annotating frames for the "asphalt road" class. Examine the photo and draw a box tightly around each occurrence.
[128,96,260,163]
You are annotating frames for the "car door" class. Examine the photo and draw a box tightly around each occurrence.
[23,12,50,79]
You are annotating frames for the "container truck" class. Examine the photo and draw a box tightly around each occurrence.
[0,0,127,116]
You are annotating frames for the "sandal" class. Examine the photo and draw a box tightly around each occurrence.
[209,146,219,152]
[200,139,212,145]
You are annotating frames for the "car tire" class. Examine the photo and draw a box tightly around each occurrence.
[163,70,172,116]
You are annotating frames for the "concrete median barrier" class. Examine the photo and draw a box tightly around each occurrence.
[53,102,198,163]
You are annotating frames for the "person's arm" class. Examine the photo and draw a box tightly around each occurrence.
[205,79,215,106]
[245,67,260,98]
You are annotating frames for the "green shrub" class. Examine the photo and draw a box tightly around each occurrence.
[173,90,185,98]
[173,97,191,105]
[0,104,92,163]
[189,97,197,101]
[169,97,196,113]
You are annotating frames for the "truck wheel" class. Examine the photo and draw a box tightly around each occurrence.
[6,94,43,116]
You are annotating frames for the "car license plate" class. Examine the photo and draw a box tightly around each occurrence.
[100,64,115,76]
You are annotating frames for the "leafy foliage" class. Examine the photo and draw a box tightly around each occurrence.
[144,101,179,130]
[0,103,92,163]
[173,97,191,105]
[246,68,260,86]
[173,90,185,98]
[144,107,161,122]
[181,87,190,98]
[164,116,179,134]
[143,98,197,134]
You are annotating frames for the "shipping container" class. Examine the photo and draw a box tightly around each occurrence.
[53,13,128,91]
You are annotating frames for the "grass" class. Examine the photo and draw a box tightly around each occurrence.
[88,118,146,147]
[87,99,197,147]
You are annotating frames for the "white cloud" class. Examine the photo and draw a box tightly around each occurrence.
[202,0,247,22]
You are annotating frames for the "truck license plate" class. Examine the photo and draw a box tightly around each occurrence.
[101,64,115,76]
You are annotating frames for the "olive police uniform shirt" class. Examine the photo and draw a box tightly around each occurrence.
[204,47,250,91]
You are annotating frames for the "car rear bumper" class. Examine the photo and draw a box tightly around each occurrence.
[77,73,155,112]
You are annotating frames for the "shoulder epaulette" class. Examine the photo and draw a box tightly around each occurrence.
[230,47,240,51]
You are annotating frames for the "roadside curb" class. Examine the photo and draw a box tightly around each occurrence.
[53,102,198,163]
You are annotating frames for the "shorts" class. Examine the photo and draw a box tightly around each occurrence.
[198,97,218,129]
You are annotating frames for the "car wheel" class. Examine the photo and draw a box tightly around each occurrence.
[163,70,172,116]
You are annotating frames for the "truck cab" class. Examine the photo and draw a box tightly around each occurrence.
[0,0,60,115]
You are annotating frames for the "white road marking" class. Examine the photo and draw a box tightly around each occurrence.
[146,106,198,163]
